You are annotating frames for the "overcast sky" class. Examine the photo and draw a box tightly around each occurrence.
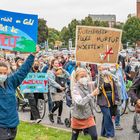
[1,0,136,30]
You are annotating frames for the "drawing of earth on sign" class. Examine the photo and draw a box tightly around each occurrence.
[0,26,36,52]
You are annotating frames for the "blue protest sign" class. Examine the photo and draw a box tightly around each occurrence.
[0,10,38,52]
[20,73,48,93]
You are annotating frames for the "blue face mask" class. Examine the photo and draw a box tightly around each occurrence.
[0,75,7,83]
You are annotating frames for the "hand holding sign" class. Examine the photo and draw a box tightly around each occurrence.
[31,45,40,56]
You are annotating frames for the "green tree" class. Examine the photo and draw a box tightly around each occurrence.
[81,16,94,26]
[114,22,124,29]
[48,28,61,48]
[68,19,80,47]
[60,16,110,48]
[93,21,109,27]
[123,16,140,45]
[38,18,48,44]
[60,27,69,48]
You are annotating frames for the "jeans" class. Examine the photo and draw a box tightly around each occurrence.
[115,106,121,126]
[0,127,17,140]
[100,106,115,138]
[71,126,98,140]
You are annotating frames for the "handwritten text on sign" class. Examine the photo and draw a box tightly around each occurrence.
[76,26,122,64]
[0,10,38,52]
[20,73,48,93]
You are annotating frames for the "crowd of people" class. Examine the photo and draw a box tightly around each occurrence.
[0,47,140,140]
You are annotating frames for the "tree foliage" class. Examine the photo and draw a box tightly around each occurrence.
[48,28,61,48]
[44,15,140,49]
[38,18,48,44]
[122,17,140,45]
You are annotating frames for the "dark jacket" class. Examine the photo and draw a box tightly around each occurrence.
[64,61,76,75]
[97,79,119,107]
[0,54,34,128]
[128,75,140,104]
[42,64,49,73]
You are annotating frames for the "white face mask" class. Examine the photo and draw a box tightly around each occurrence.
[109,68,116,74]
[79,77,88,86]
[0,75,7,83]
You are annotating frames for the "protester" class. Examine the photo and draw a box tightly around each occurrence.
[129,69,140,137]
[47,58,66,123]
[71,68,98,140]
[50,67,69,124]
[10,62,17,73]
[115,64,128,130]
[0,47,39,140]
[70,62,91,92]
[97,69,119,138]
[89,64,98,81]
[24,60,43,123]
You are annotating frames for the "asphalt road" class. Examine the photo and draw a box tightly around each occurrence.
[19,102,139,140]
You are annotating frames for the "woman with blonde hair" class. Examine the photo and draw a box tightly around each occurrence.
[71,68,98,140]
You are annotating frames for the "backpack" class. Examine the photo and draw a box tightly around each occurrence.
[55,76,67,93]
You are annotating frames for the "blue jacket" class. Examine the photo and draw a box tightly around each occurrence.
[42,64,49,73]
[0,54,35,128]
[64,61,76,75]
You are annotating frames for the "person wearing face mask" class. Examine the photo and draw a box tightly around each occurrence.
[47,59,68,123]
[0,47,39,140]
[70,62,91,93]
[10,62,17,73]
[50,67,69,125]
[97,69,119,139]
[24,60,43,123]
[71,68,98,140]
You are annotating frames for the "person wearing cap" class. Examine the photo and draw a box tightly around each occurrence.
[71,68,98,140]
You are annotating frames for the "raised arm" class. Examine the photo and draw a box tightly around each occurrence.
[9,54,35,89]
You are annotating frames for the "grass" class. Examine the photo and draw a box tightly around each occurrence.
[16,121,106,140]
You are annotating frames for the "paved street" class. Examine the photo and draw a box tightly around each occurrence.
[19,102,139,140]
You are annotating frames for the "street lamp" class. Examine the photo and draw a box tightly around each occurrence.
[69,38,72,51]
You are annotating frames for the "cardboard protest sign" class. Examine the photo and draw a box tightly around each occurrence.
[0,10,38,52]
[76,26,122,64]
[20,73,48,93]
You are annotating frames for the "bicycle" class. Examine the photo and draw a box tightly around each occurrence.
[16,87,48,119]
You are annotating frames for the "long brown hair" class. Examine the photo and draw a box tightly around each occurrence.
[49,58,58,70]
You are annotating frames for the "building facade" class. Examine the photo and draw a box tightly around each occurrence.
[89,14,116,27]
[137,0,140,18]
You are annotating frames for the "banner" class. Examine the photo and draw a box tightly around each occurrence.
[76,26,122,64]
[0,10,38,52]
[20,73,48,93]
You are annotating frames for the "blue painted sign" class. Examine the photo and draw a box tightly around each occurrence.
[20,73,48,93]
[0,10,38,52]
